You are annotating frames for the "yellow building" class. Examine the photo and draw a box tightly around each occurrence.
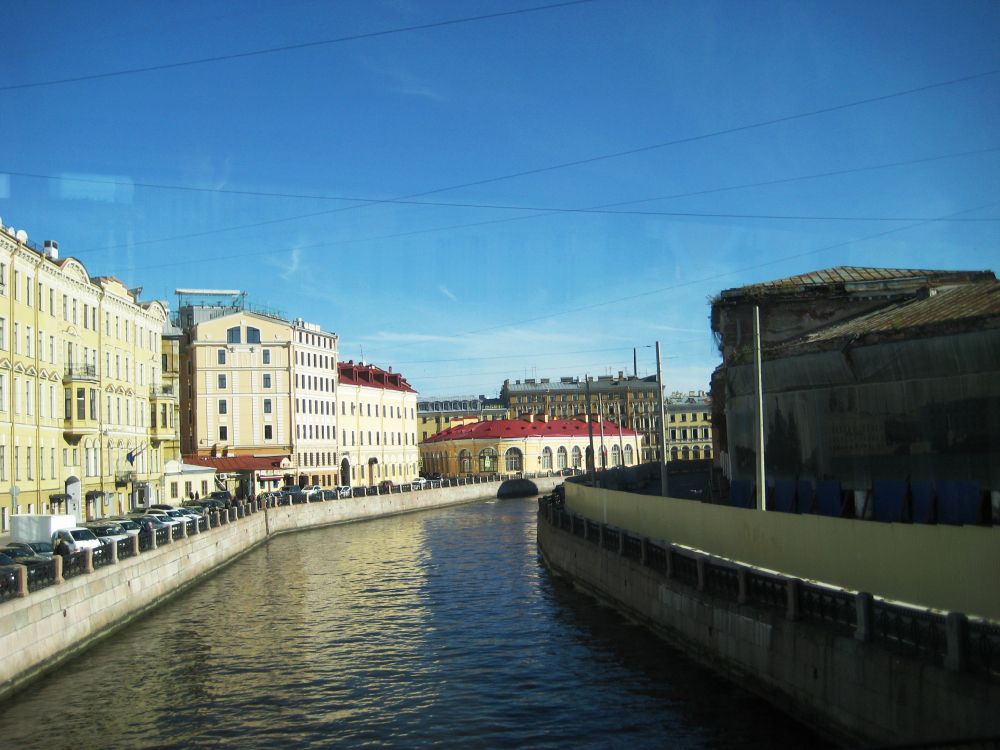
[420,416,643,477]
[416,394,508,444]
[179,307,339,491]
[337,361,418,487]
[0,223,170,526]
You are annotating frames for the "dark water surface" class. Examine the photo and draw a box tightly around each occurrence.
[0,497,826,748]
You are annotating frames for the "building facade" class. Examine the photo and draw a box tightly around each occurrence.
[337,361,418,487]
[417,394,507,443]
[0,222,171,525]
[500,375,711,463]
[178,306,339,492]
[420,416,642,477]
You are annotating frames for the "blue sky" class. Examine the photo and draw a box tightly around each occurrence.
[1,0,998,398]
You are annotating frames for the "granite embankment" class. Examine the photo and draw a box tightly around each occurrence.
[1,476,561,701]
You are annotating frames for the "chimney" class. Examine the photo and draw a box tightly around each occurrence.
[527,413,535,423]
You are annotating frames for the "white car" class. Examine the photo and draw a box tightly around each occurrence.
[411,477,428,488]
[52,528,102,552]
[303,485,322,497]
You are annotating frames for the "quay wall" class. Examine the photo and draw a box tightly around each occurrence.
[566,481,1000,620]
[537,506,1000,747]
[0,477,561,702]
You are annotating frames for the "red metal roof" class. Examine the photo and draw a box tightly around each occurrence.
[338,361,416,393]
[423,418,640,443]
[183,455,288,472]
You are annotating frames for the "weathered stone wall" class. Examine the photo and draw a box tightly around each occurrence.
[537,517,1000,747]
[0,477,562,702]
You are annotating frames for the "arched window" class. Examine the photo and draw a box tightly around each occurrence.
[704,444,712,458]
[556,446,568,469]
[670,446,679,460]
[504,447,522,472]
[541,447,552,469]
[226,326,241,344]
[624,444,634,465]
[571,446,582,468]
[682,446,690,460]
[459,449,472,474]
[479,447,498,473]
[693,445,701,459]
[611,444,622,466]
[247,327,261,344]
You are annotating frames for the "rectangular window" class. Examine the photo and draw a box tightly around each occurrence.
[262,349,271,364]
[263,373,272,388]
[217,348,226,364]
[170,482,179,499]
[264,424,273,440]
[219,399,227,414]
[25,446,31,480]
[263,398,272,414]
[218,374,227,389]
[219,425,228,441]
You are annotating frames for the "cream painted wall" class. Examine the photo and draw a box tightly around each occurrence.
[565,481,1000,620]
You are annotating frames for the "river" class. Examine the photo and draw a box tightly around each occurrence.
[0,496,826,748]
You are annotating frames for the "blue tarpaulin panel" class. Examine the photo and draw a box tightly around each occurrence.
[872,480,907,522]
[910,481,936,524]
[730,480,754,509]
[815,481,842,517]
[936,480,981,525]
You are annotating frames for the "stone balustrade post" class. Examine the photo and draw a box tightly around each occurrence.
[854,592,873,642]
[131,534,140,557]
[696,558,706,591]
[109,541,118,564]
[180,520,188,539]
[786,579,800,621]
[737,568,748,605]
[192,517,200,535]
[53,555,64,584]
[84,549,94,574]
[945,612,968,672]
[15,565,28,597]
[149,531,157,550]
[164,525,173,545]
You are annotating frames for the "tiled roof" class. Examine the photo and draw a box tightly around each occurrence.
[422,418,640,443]
[338,361,416,393]
[722,266,995,299]
[182,455,287,472]
[772,280,1000,353]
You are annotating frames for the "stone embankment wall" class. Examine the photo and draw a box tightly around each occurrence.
[537,500,1000,746]
[0,477,561,702]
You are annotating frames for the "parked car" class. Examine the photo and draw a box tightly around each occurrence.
[5,540,54,557]
[84,523,130,544]
[411,477,428,488]
[175,507,205,521]
[132,515,169,531]
[334,486,352,498]
[52,528,102,553]
[109,518,142,537]
[303,484,322,497]
[378,480,395,492]
[1,547,53,568]
[209,490,233,506]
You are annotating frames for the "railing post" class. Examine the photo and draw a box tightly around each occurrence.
[109,541,118,564]
[786,579,800,621]
[131,534,140,557]
[164,526,173,545]
[854,592,873,642]
[15,565,28,597]
[84,549,94,574]
[150,531,157,550]
[53,555,64,584]
[180,521,188,539]
[945,612,968,672]
[696,558,706,591]
[737,568,748,605]
[192,517,200,535]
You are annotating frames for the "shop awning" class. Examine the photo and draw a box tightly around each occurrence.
[49,493,71,502]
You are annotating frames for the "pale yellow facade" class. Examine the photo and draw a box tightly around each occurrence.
[0,225,170,526]
[337,363,418,487]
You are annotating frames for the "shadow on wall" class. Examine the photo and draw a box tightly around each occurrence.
[497,479,539,499]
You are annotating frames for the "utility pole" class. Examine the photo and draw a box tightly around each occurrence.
[656,341,668,497]
[597,392,606,469]
[633,347,638,378]
[585,375,596,485]
[753,306,766,511]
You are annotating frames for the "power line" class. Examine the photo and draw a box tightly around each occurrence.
[8,145,997,205]
[462,199,1000,335]
[0,0,597,92]
[63,69,1000,254]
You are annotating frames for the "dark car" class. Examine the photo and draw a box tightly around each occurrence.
[209,491,233,506]
[1,547,54,568]
[132,515,169,531]
[5,540,54,557]
[378,480,395,492]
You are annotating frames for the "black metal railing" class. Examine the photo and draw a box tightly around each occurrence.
[92,543,114,569]
[872,601,947,666]
[800,586,856,631]
[646,542,667,573]
[745,572,786,610]
[155,528,169,545]
[705,563,739,598]
[622,533,643,561]
[117,537,135,560]
[62,551,88,579]
[968,621,1000,679]
[138,530,154,552]
[0,569,18,601]
[670,550,699,587]
[27,560,57,592]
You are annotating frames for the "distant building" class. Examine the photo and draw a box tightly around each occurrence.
[420,415,642,477]
[337,361,419,487]
[710,266,1000,497]
[177,295,339,493]
[500,374,711,463]
[417,394,507,443]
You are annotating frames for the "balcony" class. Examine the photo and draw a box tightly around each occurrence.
[115,471,134,488]
[150,382,178,401]
[63,363,98,384]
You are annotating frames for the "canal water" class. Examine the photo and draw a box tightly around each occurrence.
[0,497,826,748]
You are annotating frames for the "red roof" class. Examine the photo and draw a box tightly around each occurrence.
[338,361,416,393]
[183,455,287,472]
[423,418,640,443]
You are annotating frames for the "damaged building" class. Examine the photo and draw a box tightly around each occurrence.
[710,266,999,518]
